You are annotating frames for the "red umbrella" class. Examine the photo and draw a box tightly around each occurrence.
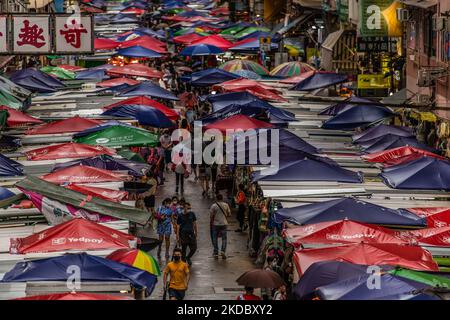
[103,96,179,120]
[26,142,116,160]
[108,63,163,79]
[97,77,140,88]
[10,218,136,254]
[173,33,205,45]
[66,184,128,202]
[121,7,146,15]
[236,269,284,288]
[26,116,101,135]
[294,243,439,275]
[15,292,131,300]
[406,207,450,228]
[119,35,167,54]
[41,165,127,184]
[191,35,234,50]
[203,114,273,133]
[57,64,86,72]
[362,146,445,167]
[94,38,119,50]
[213,79,287,102]
[406,226,450,246]
[0,105,42,127]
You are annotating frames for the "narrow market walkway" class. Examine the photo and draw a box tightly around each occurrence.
[137,172,255,300]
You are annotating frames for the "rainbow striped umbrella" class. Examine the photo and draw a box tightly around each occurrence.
[106,249,161,276]
[269,61,316,78]
[220,59,269,76]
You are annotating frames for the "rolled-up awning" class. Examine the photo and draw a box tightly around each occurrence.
[400,0,438,9]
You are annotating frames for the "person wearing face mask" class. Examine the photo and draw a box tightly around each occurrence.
[176,202,197,266]
[163,248,190,300]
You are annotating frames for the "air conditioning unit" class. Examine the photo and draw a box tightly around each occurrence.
[433,16,446,31]
[417,94,432,105]
[417,69,434,87]
[397,8,410,22]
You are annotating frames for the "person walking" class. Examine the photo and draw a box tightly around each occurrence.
[236,287,261,301]
[176,202,197,266]
[142,171,158,228]
[235,184,247,232]
[160,129,173,172]
[163,248,190,300]
[156,198,175,260]
[273,285,287,300]
[210,193,231,259]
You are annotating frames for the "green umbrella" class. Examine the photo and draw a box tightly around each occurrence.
[40,66,76,80]
[220,25,245,36]
[117,148,146,163]
[0,110,7,130]
[0,90,24,110]
[389,268,450,288]
[233,27,270,39]
[74,125,159,148]
[173,28,209,37]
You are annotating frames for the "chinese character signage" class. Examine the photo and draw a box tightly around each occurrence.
[357,37,398,53]
[359,0,403,38]
[0,16,7,53]
[55,16,92,53]
[13,16,50,53]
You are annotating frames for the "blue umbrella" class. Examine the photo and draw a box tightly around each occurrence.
[291,72,348,91]
[319,97,382,116]
[183,68,240,87]
[206,91,267,110]
[253,158,363,183]
[1,252,157,296]
[230,39,278,52]
[75,69,109,81]
[10,68,64,93]
[353,124,414,143]
[380,157,450,191]
[274,197,426,227]
[180,44,223,56]
[0,187,15,202]
[361,134,436,154]
[118,81,179,100]
[102,104,175,128]
[116,45,162,58]
[0,154,23,177]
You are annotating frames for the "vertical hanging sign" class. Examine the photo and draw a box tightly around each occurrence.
[54,15,93,53]
[12,15,51,53]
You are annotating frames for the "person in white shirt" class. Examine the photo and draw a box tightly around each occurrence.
[209,193,231,259]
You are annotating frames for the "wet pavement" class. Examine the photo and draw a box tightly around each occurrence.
[136,171,255,300]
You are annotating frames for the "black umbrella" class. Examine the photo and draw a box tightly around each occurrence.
[236,269,284,288]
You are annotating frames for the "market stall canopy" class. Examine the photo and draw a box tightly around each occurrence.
[407,226,450,247]
[116,45,162,58]
[0,154,23,177]
[361,135,436,154]
[0,76,32,110]
[220,59,269,76]
[405,207,450,228]
[73,122,159,147]
[27,116,101,135]
[380,157,450,191]
[233,27,270,39]
[319,96,382,116]
[16,176,151,224]
[362,146,445,167]
[213,79,287,102]
[102,104,175,128]
[229,38,278,52]
[206,91,271,110]
[284,219,409,247]
[94,38,120,50]
[293,243,439,275]
[53,154,149,177]
[190,34,234,50]
[322,105,395,131]
[279,71,316,84]
[253,158,363,183]
[0,105,42,127]
[10,218,135,254]
[316,273,430,300]
[180,44,223,56]
[353,124,414,143]
[107,248,161,276]
[75,69,109,81]
[389,268,450,289]
[108,64,163,79]
[203,114,273,133]
[110,13,140,24]
[40,66,76,80]
[274,197,425,228]
[270,61,315,78]
[118,81,179,100]
[183,68,240,87]
[119,35,167,53]
[41,165,127,184]
[1,252,157,296]
[103,96,179,120]
[15,292,131,300]
[57,64,86,72]
[291,71,348,91]
[26,142,115,161]
[66,184,128,202]
[97,77,140,88]
[9,68,65,93]
[173,33,205,44]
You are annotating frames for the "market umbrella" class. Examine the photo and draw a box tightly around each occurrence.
[204,114,273,133]
[9,68,65,93]
[172,33,205,44]
[0,154,23,177]
[279,71,316,84]
[353,124,414,143]
[107,248,161,276]
[108,64,163,79]
[118,81,179,100]
[233,27,270,39]
[0,105,42,127]
[103,96,179,120]
[97,77,140,88]
[26,116,101,135]
[180,44,223,56]
[57,64,86,72]
[236,269,284,288]
[388,268,450,288]
[291,71,348,91]
[118,148,146,163]
[220,59,269,76]
[183,68,240,87]
[361,135,436,154]
[116,45,162,58]
[320,96,382,116]
[40,66,76,80]
[190,34,234,50]
[270,61,315,78]
[380,157,450,191]
[94,38,120,50]
[102,104,175,128]
[231,70,261,80]
[75,69,109,81]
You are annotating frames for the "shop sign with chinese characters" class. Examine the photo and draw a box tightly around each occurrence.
[3,14,93,55]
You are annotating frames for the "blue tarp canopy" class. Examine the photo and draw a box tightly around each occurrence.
[319,97,381,116]
[0,187,14,202]
[380,157,450,191]
[252,158,363,183]
[1,253,157,295]
[180,44,223,56]
[230,39,278,52]
[117,28,165,41]
[206,91,269,110]
[353,124,414,144]
[183,68,240,87]
[75,69,109,81]
[316,273,429,300]
[52,155,150,177]
[9,68,64,93]
[97,83,134,93]
[0,154,23,177]
[361,134,436,154]
[274,197,426,227]
[111,14,140,23]
[118,81,179,100]
[294,261,381,300]
[116,45,162,58]
[102,104,174,128]
[291,72,348,91]
[322,105,395,130]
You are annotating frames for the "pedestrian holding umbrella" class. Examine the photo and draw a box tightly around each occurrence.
[236,268,285,288]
